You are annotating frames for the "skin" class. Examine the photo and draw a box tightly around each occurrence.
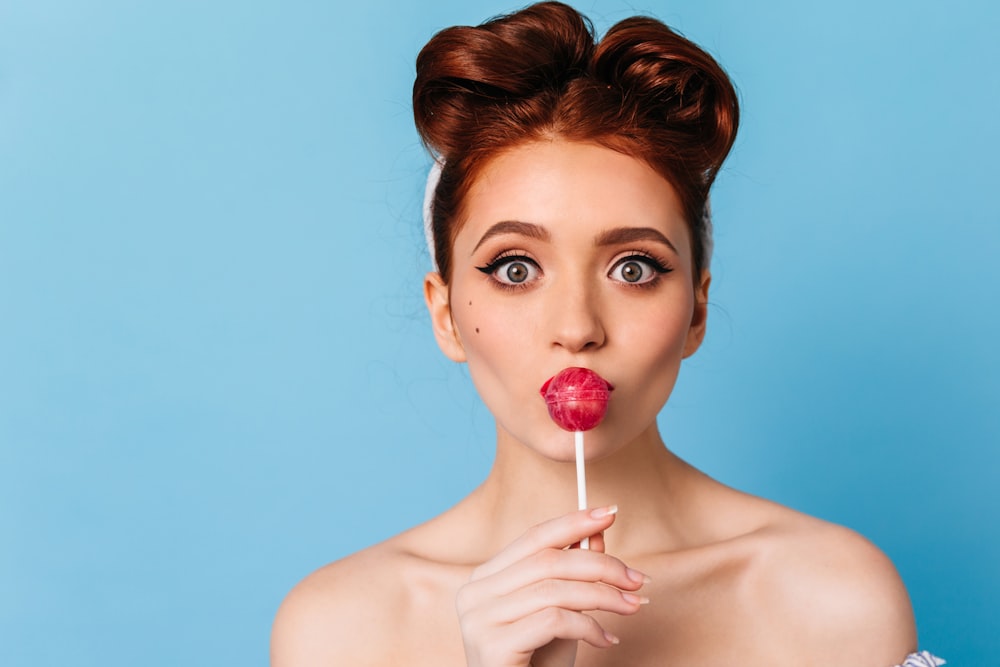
[271,140,918,667]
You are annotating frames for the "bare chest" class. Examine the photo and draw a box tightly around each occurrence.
[383,552,787,667]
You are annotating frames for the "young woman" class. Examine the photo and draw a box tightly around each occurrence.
[272,3,940,666]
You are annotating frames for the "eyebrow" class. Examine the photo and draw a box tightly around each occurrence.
[472,220,551,253]
[471,221,680,256]
[595,226,680,255]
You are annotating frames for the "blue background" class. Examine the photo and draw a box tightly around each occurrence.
[2,1,997,664]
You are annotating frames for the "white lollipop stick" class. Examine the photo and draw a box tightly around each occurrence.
[575,430,589,550]
[541,367,611,552]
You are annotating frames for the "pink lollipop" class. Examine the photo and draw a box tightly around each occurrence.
[540,367,613,431]
[540,367,613,549]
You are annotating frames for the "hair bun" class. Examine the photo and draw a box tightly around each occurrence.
[414,2,595,159]
[594,17,739,191]
[412,2,739,279]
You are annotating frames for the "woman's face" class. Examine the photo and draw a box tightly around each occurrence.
[425,140,709,461]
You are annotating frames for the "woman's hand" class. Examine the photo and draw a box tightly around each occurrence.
[456,506,649,667]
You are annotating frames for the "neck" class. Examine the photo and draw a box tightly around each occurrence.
[465,422,700,558]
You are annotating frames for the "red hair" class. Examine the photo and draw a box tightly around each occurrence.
[413,1,739,280]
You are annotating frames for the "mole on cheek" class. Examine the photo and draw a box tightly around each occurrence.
[475,327,480,334]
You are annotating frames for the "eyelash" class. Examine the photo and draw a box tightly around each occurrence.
[476,250,540,292]
[609,251,673,288]
[475,249,674,291]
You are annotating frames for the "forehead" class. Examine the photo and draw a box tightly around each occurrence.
[457,140,691,252]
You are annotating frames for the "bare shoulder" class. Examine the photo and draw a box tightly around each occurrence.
[270,528,468,667]
[749,504,917,665]
[270,542,406,667]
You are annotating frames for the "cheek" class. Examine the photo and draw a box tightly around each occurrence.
[458,311,519,362]
[451,294,541,418]
[615,292,694,352]
[450,287,548,402]
[451,288,510,360]
[605,302,693,426]
[461,299,482,335]
[610,295,693,403]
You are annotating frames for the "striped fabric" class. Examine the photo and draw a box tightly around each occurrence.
[894,651,945,667]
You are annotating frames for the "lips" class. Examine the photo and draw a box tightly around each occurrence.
[540,367,614,432]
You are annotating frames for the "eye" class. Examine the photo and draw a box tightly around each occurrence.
[608,254,670,285]
[476,253,541,288]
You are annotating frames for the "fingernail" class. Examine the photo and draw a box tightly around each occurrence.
[621,592,650,605]
[626,567,652,585]
[604,630,620,645]
[590,504,618,519]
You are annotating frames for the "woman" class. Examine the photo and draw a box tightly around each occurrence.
[272,3,940,665]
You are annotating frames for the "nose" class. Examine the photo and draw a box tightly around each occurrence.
[548,276,607,353]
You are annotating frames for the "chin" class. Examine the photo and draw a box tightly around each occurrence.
[528,424,622,464]
[541,442,580,464]
[521,433,577,463]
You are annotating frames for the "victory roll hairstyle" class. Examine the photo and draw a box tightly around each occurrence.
[414,1,739,280]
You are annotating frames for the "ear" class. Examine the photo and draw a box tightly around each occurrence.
[682,269,711,358]
[423,271,467,363]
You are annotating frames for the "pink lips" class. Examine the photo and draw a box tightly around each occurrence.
[540,367,614,432]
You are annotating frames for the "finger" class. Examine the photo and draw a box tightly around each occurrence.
[473,506,619,580]
[485,579,647,625]
[461,547,649,613]
[504,607,619,652]
[528,638,577,667]
[571,531,605,552]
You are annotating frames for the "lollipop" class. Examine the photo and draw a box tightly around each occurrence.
[540,367,613,549]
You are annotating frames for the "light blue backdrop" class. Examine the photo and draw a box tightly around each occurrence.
[1,1,997,665]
